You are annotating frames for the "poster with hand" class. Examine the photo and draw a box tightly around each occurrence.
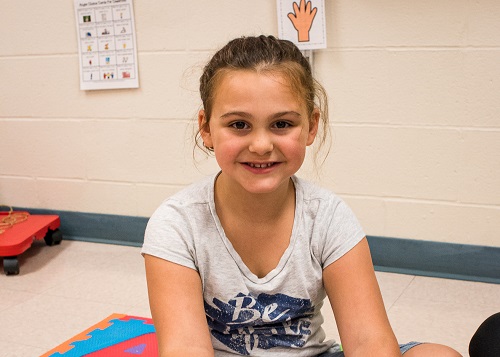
[74,0,139,90]
[277,0,327,50]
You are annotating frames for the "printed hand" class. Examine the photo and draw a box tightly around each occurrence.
[287,0,318,42]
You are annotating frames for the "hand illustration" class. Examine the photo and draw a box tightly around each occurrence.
[287,0,318,42]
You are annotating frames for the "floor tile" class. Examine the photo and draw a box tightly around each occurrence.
[375,271,415,309]
[0,340,46,357]
[42,268,148,306]
[0,288,37,313]
[400,275,500,308]
[388,282,499,356]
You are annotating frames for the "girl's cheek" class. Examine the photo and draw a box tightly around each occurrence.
[215,140,242,155]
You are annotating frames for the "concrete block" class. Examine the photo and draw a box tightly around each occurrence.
[135,0,277,52]
[0,53,204,120]
[36,179,137,216]
[135,183,185,217]
[0,0,76,56]
[83,119,219,185]
[0,176,39,208]
[458,130,500,205]
[0,120,86,179]
[384,199,500,246]
[322,126,462,201]
[327,0,467,48]
[464,50,500,128]
[467,0,500,46]
[315,50,468,126]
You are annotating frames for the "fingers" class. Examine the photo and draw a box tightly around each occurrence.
[300,0,306,12]
[310,6,317,19]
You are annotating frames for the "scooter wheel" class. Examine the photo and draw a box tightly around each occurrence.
[3,257,20,275]
[44,229,63,246]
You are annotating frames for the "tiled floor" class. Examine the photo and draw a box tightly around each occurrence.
[1,240,498,357]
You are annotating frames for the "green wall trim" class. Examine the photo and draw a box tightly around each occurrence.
[15,207,147,248]
[13,208,500,284]
[367,236,500,284]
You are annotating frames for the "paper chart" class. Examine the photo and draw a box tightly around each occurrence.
[74,0,139,90]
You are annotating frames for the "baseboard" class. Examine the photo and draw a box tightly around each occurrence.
[13,207,500,284]
[367,236,500,284]
[15,207,147,248]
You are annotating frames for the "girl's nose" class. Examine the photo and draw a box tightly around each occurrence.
[248,131,273,155]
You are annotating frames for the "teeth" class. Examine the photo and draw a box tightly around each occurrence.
[249,163,273,168]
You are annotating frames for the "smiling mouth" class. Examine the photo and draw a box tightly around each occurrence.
[246,162,276,168]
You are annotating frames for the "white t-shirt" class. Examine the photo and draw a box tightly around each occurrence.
[142,174,365,356]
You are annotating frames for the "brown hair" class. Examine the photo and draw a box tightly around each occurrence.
[196,35,330,163]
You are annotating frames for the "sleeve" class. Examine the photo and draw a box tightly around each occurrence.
[141,199,198,271]
[320,198,366,269]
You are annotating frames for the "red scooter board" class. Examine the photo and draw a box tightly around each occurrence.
[0,211,62,275]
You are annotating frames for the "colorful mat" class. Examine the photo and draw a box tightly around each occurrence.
[41,314,158,357]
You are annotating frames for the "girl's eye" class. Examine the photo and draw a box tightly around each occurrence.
[230,121,249,130]
[273,121,291,129]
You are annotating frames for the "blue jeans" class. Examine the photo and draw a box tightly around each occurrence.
[317,341,422,356]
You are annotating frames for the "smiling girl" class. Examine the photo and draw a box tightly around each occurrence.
[142,35,461,357]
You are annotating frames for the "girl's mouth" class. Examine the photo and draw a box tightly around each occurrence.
[246,162,276,168]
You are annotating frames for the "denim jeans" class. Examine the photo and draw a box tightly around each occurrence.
[317,341,422,356]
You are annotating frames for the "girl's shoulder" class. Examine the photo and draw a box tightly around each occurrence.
[293,176,360,229]
[147,174,217,232]
[292,176,342,204]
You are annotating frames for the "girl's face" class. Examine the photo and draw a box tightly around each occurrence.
[199,70,319,195]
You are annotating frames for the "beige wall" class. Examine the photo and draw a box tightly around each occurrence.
[1,1,499,247]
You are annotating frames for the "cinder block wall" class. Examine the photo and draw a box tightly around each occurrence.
[1,1,499,247]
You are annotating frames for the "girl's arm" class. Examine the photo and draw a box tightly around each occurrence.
[144,254,215,357]
[323,237,402,357]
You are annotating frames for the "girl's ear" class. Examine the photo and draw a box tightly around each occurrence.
[306,108,320,146]
[198,110,213,148]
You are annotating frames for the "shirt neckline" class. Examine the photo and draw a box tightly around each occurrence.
[208,174,302,284]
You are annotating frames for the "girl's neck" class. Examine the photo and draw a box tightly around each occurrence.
[214,174,295,224]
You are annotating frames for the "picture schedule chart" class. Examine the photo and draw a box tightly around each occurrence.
[74,0,139,90]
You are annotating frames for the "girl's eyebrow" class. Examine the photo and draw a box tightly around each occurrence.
[220,111,302,120]
[220,111,250,119]
[272,111,302,119]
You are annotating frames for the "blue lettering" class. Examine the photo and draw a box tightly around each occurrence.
[204,293,314,355]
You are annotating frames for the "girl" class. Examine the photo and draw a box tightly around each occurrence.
[142,35,461,357]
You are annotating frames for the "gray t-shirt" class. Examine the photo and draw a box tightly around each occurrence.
[142,174,365,356]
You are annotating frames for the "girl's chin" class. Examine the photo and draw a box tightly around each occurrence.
[217,169,295,195]
[235,178,292,195]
